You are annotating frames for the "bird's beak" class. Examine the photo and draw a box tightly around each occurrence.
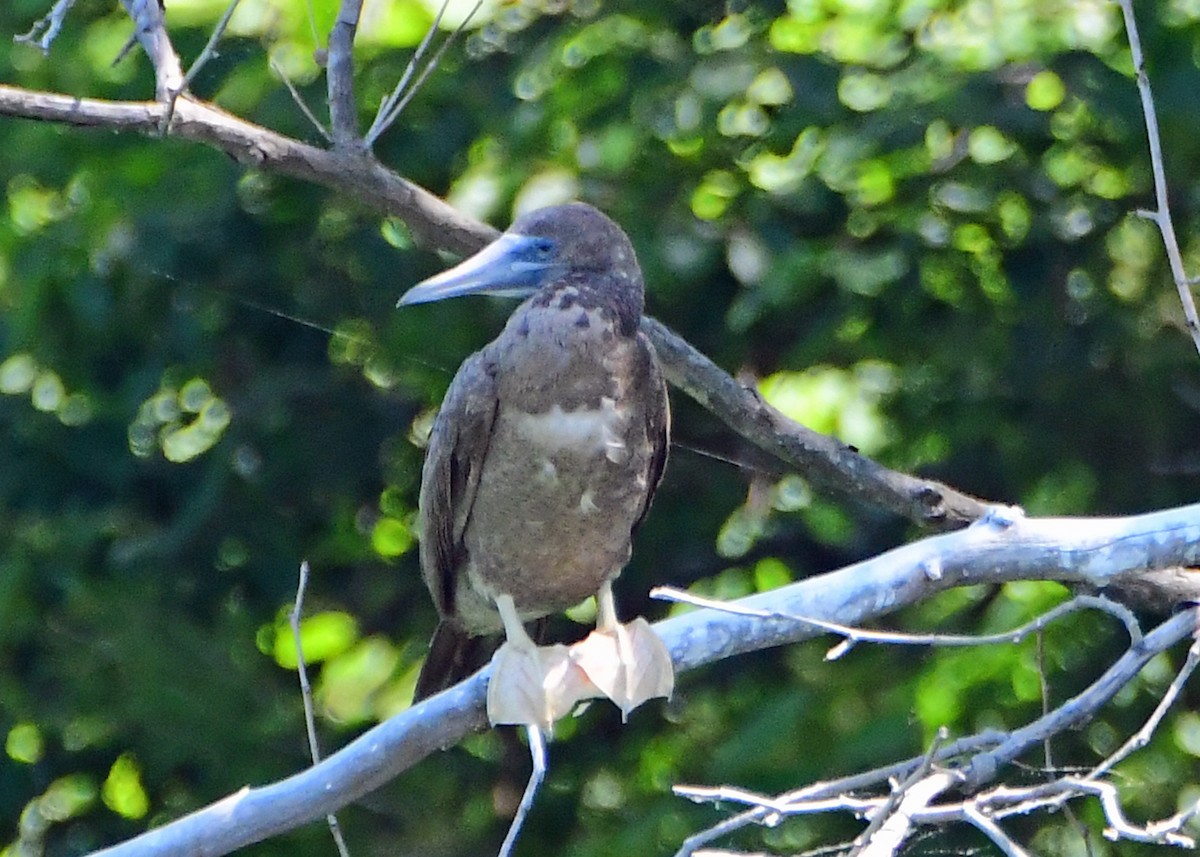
[397,234,555,307]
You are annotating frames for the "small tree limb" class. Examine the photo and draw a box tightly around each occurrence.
[326,0,363,148]
[79,502,1200,857]
[116,0,184,100]
[0,84,994,531]
[1117,0,1200,356]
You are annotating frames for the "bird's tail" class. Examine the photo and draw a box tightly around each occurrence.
[412,622,499,702]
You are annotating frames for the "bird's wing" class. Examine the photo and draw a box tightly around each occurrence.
[633,332,670,534]
[418,350,499,618]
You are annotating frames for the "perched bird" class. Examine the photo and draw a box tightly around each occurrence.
[398,203,672,728]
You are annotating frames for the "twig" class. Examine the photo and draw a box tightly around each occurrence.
[183,0,241,91]
[327,0,363,149]
[962,608,1198,790]
[652,589,1143,655]
[160,0,243,132]
[363,0,485,148]
[858,771,959,857]
[1034,628,1093,856]
[962,804,1030,857]
[1117,0,1200,356]
[14,0,78,53]
[1060,778,1193,847]
[0,87,493,254]
[363,0,449,146]
[641,316,989,530]
[304,0,323,64]
[497,726,548,857]
[117,0,184,99]
[674,610,1199,856]
[852,729,950,857]
[671,731,1006,856]
[269,57,333,142]
[1087,637,1200,779]
[291,562,351,857]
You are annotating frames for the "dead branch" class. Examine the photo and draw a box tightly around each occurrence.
[674,609,1200,857]
[79,504,1200,857]
[0,82,992,532]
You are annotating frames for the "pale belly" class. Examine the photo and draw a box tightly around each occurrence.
[454,403,650,634]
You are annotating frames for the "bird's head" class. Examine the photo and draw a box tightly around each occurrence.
[397,203,641,309]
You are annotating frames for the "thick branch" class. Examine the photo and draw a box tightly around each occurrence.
[0,87,491,254]
[326,0,362,148]
[643,316,988,529]
[117,0,183,99]
[84,500,1200,857]
[0,85,990,529]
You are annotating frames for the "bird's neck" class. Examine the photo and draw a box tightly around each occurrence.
[531,272,644,337]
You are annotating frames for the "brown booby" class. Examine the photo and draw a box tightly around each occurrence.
[398,202,672,728]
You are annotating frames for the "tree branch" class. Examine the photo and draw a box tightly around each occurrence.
[674,608,1199,855]
[82,501,1200,857]
[643,316,989,529]
[0,87,491,255]
[14,0,78,53]
[116,0,183,100]
[1117,0,1200,356]
[0,84,990,531]
[326,0,362,148]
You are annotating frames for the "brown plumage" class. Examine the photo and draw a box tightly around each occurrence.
[398,204,669,705]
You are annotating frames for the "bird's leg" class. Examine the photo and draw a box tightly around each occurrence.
[487,594,577,730]
[597,580,621,633]
[573,581,674,719]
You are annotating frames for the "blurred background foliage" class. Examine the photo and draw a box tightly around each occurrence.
[3,0,1200,854]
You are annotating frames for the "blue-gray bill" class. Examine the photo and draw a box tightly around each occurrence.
[396,233,562,307]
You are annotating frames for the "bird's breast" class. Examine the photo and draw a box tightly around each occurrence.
[509,397,629,464]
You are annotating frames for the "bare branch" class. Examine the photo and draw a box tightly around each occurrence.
[1088,638,1200,778]
[180,0,242,92]
[497,727,548,857]
[78,508,1200,857]
[652,590,1142,655]
[0,87,492,254]
[642,315,990,530]
[327,0,363,149]
[858,771,959,857]
[117,0,184,99]
[962,804,1030,857]
[269,57,333,142]
[158,0,243,131]
[1117,0,1200,356]
[290,562,350,857]
[960,608,1198,790]
[852,729,949,857]
[672,611,1197,856]
[14,0,78,54]
[364,0,485,148]
[0,83,999,531]
[674,731,1006,856]
[364,0,449,147]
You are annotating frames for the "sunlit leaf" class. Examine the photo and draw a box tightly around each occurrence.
[102,754,148,820]
[6,723,43,764]
[274,611,361,669]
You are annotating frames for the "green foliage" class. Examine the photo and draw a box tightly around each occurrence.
[3,0,1200,854]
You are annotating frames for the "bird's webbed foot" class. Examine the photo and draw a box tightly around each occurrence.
[486,595,588,730]
[571,582,675,720]
[486,588,674,730]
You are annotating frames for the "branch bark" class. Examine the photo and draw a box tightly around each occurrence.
[83,500,1200,857]
[117,0,183,99]
[0,84,988,530]
[326,0,362,148]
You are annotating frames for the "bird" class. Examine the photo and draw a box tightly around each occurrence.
[398,202,672,729]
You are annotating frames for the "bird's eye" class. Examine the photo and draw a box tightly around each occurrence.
[531,239,554,260]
